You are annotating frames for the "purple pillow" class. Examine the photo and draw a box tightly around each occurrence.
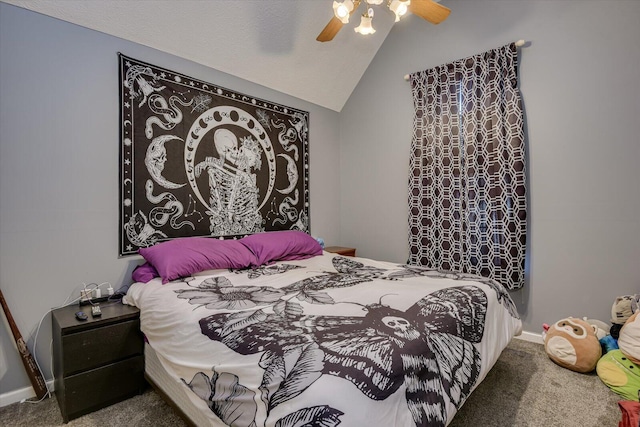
[132,262,159,283]
[138,237,257,283]
[240,230,322,266]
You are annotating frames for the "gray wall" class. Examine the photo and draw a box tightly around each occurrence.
[0,3,341,395]
[3,0,640,400]
[339,0,640,333]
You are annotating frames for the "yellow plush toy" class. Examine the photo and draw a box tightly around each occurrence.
[544,317,602,373]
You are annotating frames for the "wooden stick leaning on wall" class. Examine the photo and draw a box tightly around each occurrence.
[0,289,48,400]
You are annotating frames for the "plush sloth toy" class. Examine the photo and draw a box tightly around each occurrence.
[544,317,602,373]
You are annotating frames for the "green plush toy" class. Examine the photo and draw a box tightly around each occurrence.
[596,350,640,402]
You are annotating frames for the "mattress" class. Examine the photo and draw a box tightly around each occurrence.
[124,251,522,427]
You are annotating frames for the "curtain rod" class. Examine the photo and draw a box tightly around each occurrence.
[403,39,527,81]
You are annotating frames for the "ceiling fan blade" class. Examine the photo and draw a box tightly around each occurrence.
[409,0,451,24]
[316,0,362,42]
[317,17,345,42]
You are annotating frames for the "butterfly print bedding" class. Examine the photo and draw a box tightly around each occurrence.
[124,252,522,427]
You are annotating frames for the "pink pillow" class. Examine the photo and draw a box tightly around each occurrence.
[240,230,322,266]
[132,262,159,283]
[138,237,257,283]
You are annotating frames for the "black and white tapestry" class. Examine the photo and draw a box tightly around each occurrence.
[119,55,310,256]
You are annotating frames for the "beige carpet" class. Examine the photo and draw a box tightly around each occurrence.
[0,339,624,426]
[0,388,185,427]
[450,338,621,427]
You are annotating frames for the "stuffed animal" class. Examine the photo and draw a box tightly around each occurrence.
[600,335,619,354]
[596,349,640,402]
[618,312,640,365]
[544,317,602,373]
[611,295,640,326]
[584,317,610,340]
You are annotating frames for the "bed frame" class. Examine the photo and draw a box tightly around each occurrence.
[144,344,221,427]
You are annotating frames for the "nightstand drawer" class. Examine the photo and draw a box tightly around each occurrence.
[58,355,145,421]
[61,319,143,375]
[52,302,144,422]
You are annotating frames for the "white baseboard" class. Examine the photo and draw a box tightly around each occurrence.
[514,330,544,345]
[0,379,54,408]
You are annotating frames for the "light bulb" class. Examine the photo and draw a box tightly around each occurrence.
[389,0,409,22]
[333,0,354,24]
[354,12,376,35]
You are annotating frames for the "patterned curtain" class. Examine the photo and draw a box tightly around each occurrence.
[408,43,526,290]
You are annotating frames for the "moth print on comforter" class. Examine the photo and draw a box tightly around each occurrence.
[176,257,491,427]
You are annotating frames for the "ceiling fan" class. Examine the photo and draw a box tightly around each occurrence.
[317,0,451,42]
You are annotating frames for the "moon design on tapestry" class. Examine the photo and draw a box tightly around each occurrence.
[185,106,277,236]
[145,135,186,189]
[277,154,298,195]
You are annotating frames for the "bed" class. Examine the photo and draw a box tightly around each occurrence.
[123,231,522,427]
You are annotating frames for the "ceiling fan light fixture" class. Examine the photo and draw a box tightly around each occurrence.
[389,0,410,22]
[333,0,354,23]
[354,9,376,35]
[318,0,450,42]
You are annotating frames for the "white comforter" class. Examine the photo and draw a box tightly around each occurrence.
[124,252,521,427]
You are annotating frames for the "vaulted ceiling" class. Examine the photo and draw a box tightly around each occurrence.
[1,0,416,112]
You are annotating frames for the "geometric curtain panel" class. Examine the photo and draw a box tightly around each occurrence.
[119,55,310,256]
[408,43,526,290]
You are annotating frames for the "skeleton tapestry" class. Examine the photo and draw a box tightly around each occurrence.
[119,55,310,256]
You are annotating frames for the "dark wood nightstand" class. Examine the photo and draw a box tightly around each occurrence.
[324,246,357,257]
[52,301,145,422]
